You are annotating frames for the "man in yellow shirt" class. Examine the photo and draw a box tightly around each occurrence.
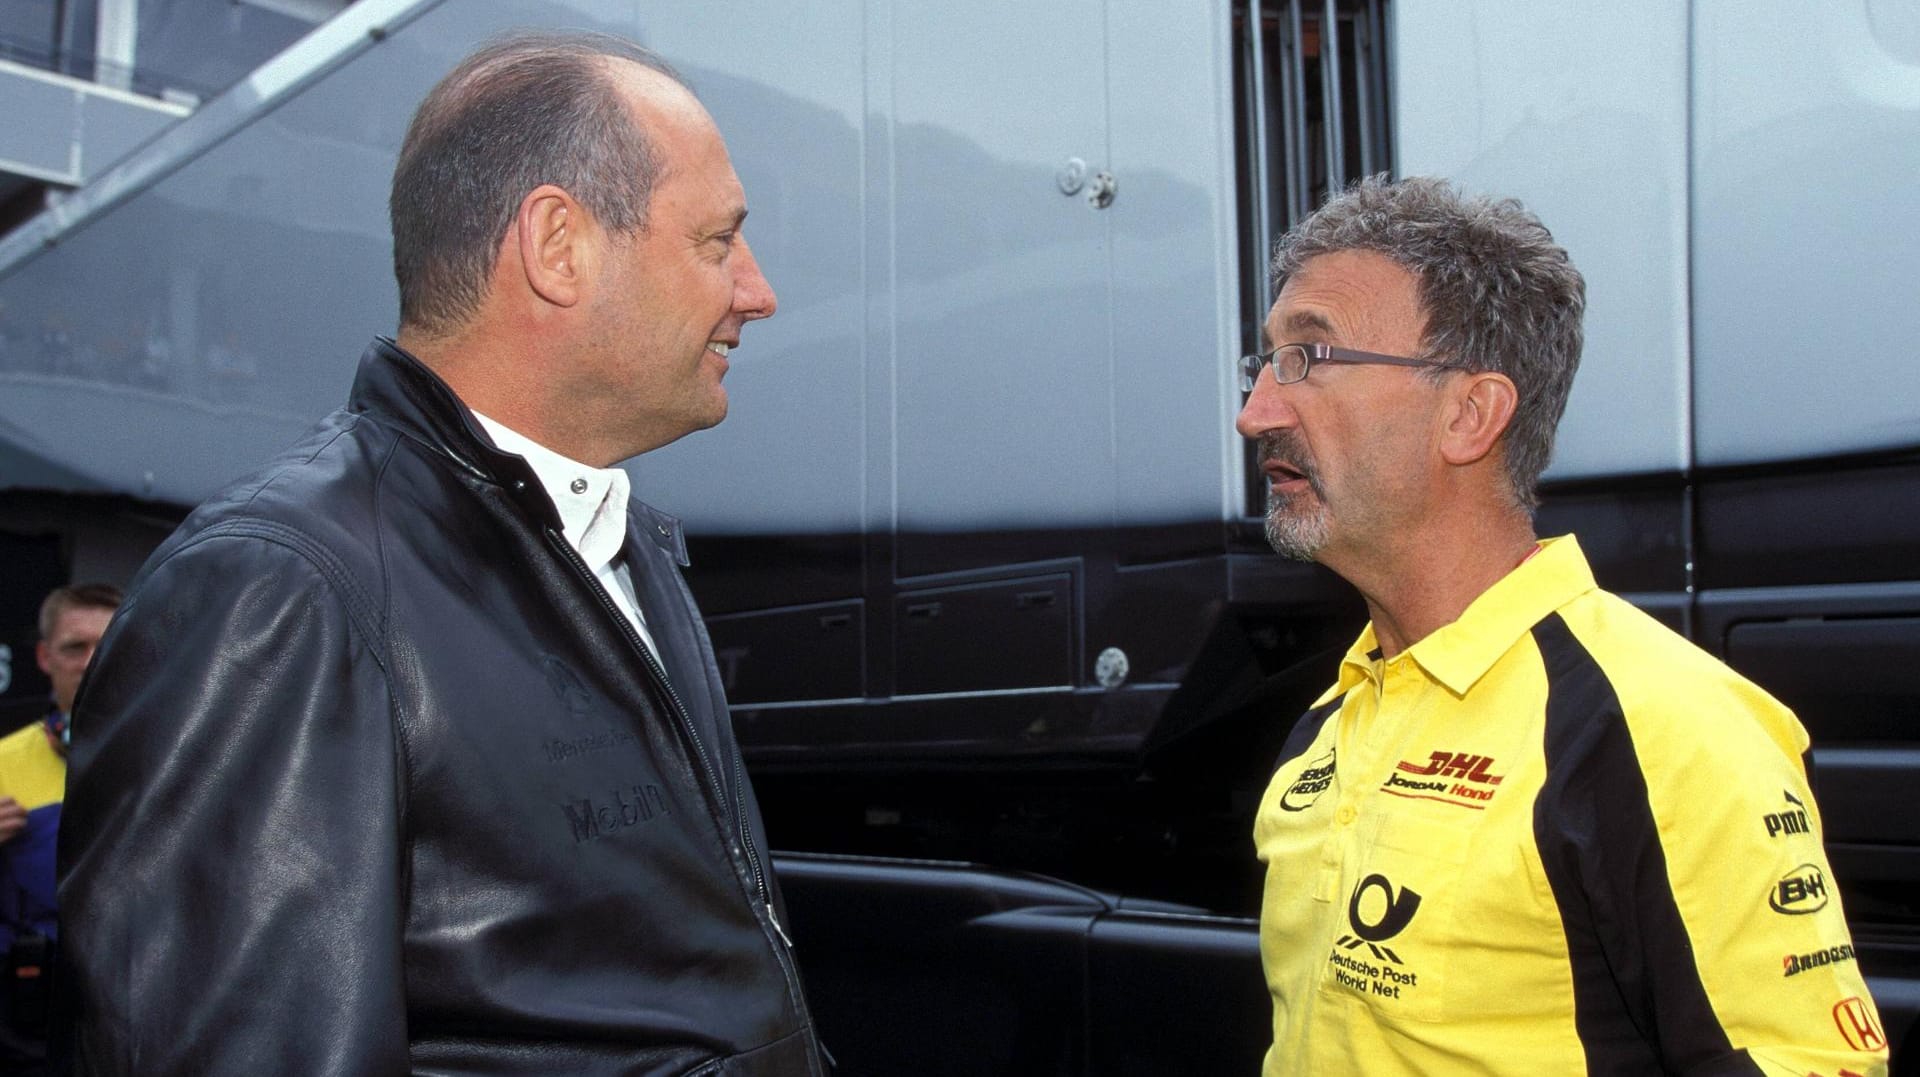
[0,583,118,1066]
[1239,177,1886,1076]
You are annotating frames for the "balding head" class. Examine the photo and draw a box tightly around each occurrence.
[389,31,691,337]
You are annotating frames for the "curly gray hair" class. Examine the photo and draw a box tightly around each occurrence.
[1272,175,1586,511]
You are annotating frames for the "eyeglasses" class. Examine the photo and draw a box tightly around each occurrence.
[1237,342,1447,392]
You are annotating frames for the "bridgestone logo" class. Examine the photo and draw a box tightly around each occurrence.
[1782,944,1854,977]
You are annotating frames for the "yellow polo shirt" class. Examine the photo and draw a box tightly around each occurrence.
[1256,535,1887,1076]
[0,721,64,811]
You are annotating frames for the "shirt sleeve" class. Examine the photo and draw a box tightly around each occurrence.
[56,531,410,1076]
[1533,611,1889,1077]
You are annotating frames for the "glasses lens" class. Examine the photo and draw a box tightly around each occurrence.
[1237,354,1263,393]
[1274,345,1309,384]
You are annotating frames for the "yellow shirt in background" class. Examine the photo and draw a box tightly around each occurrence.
[0,721,64,812]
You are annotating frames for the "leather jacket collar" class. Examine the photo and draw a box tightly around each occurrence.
[347,338,689,566]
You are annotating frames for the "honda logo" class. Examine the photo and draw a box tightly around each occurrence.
[1832,996,1885,1052]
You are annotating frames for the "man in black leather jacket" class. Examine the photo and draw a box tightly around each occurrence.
[55,32,823,1075]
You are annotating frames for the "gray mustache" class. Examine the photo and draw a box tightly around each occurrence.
[1258,433,1321,494]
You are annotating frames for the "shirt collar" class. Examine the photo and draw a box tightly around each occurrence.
[1331,534,1598,698]
[470,412,632,573]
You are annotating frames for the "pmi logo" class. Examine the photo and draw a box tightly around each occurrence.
[1832,996,1886,1053]
[1763,789,1811,839]
[1769,863,1829,915]
[1335,873,1422,965]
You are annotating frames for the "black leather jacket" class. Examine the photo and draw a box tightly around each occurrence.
[57,340,822,1075]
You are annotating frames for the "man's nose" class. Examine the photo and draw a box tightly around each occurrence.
[733,239,777,321]
[1235,375,1297,440]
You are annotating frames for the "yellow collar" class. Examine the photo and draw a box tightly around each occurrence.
[1329,535,1598,699]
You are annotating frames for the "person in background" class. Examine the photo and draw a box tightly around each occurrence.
[57,31,822,1075]
[0,583,119,1074]
[1242,176,1887,1076]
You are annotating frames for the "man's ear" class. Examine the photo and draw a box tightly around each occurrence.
[513,184,590,308]
[1439,371,1519,467]
[34,640,52,677]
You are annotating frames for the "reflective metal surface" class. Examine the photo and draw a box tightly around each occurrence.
[1395,0,1692,481]
[1692,0,1920,466]
[1,0,1238,541]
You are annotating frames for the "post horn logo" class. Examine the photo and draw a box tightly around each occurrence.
[1335,873,1422,964]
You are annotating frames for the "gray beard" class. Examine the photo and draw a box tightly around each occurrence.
[1263,490,1329,561]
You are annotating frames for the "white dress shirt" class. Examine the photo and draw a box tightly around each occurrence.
[471,412,663,664]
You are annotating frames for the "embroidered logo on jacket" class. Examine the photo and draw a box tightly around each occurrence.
[541,654,594,721]
[1832,996,1886,1052]
[1783,943,1855,978]
[1329,874,1424,1001]
[543,727,637,764]
[1763,789,1811,838]
[1281,748,1336,811]
[563,783,672,843]
[1769,863,1830,916]
[1381,751,1504,810]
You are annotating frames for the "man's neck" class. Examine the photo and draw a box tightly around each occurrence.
[399,323,614,466]
[1335,511,1538,659]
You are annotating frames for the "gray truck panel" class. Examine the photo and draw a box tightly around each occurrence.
[1393,0,1692,481]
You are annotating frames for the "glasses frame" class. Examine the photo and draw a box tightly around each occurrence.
[1237,342,1447,392]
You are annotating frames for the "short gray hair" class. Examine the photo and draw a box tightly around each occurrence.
[1272,175,1586,510]
[390,31,688,335]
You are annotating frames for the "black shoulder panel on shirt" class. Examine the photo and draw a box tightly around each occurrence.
[1272,694,1345,776]
[1531,612,1765,1076]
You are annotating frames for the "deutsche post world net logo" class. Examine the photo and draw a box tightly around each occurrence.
[1329,874,1422,1001]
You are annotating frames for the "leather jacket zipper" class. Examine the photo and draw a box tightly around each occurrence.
[544,530,739,858]
[731,747,780,928]
[542,531,812,1023]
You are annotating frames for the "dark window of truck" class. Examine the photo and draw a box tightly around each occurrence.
[1234,0,1394,517]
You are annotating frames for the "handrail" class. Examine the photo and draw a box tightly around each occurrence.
[0,0,439,281]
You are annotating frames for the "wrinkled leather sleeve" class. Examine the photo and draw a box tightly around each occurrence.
[59,527,409,1075]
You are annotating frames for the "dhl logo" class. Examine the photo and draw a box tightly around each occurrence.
[1395,751,1504,786]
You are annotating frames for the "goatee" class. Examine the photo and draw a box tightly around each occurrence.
[1259,432,1327,561]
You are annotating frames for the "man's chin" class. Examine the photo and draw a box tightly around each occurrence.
[685,380,729,432]
[1264,508,1328,562]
